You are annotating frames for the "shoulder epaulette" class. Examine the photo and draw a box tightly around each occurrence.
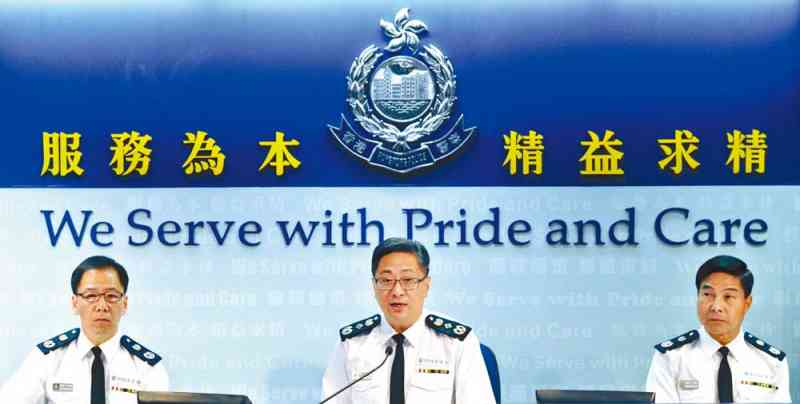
[744,331,786,361]
[37,328,80,355]
[654,330,698,353]
[121,335,162,366]
[425,314,471,341]
[340,314,381,341]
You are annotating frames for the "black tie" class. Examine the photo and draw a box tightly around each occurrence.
[91,346,106,404]
[718,346,733,403]
[390,334,406,404]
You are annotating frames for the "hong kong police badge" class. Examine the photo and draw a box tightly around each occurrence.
[329,8,475,173]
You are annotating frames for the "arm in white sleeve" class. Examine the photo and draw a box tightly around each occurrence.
[321,341,352,404]
[0,349,47,404]
[776,356,791,403]
[144,361,169,391]
[454,334,496,404]
[646,351,679,403]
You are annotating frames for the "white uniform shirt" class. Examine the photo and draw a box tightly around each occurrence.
[0,329,169,404]
[321,310,497,404]
[646,328,791,403]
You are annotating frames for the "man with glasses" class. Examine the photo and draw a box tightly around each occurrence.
[0,255,168,403]
[321,237,496,404]
[646,255,791,402]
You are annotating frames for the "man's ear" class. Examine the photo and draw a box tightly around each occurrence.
[121,295,128,316]
[71,295,79,315]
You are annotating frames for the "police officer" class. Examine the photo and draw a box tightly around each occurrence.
[646,255,791,403]
[321,238,496,404]
[0,255,168,403]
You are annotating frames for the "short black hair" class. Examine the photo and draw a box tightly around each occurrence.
[371,237,430,276]
[695,255,753,297]
[70,255,130,294]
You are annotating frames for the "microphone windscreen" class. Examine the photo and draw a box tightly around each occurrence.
[385,346,393,355]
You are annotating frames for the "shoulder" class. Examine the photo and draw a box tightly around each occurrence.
[339,314,381,341]
[36,328,80,355]
[743,331,787,362]
[120,335,163,366]
[653,329,699,354]
[425,313,472,341]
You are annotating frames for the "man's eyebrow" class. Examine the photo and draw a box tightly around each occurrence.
[700,284,743,295]
[79,287,122,292]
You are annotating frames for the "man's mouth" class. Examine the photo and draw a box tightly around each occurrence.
[389,303,407,312]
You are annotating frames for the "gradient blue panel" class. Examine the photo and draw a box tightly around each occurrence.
[0,1,798,187]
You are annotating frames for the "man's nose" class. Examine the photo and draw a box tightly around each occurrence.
[390,280,406,296]
[94,297,111,311]
[710,296,725,312]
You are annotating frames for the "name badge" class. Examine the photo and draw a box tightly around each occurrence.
[679,379,699,390]
[52,383,74,392]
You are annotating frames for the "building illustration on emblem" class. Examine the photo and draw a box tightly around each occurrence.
[328,8,476,174]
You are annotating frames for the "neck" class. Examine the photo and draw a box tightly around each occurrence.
[389,314,421,334]
[86,330,116,346]
[709,329,739,346]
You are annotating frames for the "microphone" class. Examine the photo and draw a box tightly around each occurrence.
[320,346,394,404]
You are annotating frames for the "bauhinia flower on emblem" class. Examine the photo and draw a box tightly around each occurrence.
[328,7,476,174]
[344,8,455,151]
[380,8,428,54]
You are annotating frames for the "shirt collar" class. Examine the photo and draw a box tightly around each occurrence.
[77,329,121,363]
[726,328,748,360]
[378,310,427,349]
[401,310,427,349]
[698,326,744,359]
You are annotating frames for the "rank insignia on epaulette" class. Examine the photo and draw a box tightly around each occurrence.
[744,331,786,361]
[655,330,698,353]
[37,328,80,355]
[425,314,471,341]
[121,335,162,366]
[340,314,381,341]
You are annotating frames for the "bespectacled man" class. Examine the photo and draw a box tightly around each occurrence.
[321,237,496,404]
[0,255,168,404]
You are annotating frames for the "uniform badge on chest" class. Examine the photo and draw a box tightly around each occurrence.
[52,382,74,392]
[679,379,699,390]
[111,375,143,394]
[417,357,450,374]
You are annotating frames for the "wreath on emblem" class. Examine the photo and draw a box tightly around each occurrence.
[346,8,457,151]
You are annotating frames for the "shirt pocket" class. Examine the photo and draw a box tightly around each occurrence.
[351,377,383,404]
[408,370,453,403]
[109,389,139,404]
[676,383,709,404]
[45,378,82,404]
[738,377,781,402]
[109,374,142,404]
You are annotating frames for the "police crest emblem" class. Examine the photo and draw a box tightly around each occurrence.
[329,8,475,173]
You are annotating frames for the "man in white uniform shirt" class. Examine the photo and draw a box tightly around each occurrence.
[0,255,169,404]
[321,237,496,404]
[646,255,791,403]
